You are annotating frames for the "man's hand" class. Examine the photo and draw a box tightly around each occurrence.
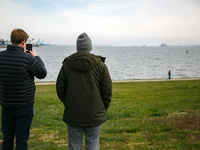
[29,49,37,56]
[24,49,37,57]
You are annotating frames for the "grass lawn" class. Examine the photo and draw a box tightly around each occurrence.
[0,80,200,149]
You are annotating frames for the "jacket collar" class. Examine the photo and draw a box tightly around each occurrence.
[6,45,24,52]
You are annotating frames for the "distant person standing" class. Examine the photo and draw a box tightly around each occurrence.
[56,33,112,150]
[168,70,171,80]
[0,29,47,150]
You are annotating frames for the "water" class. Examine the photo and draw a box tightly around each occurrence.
[1,46,200,81]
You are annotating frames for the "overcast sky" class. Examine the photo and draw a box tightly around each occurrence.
[0,0,200,46]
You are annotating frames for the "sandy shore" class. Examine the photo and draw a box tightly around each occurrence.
[35,78,200,85]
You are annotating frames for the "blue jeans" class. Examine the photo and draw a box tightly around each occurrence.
[1,105,34,150]
[67,124,101,150]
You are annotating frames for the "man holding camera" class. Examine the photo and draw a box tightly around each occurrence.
[0,29,47,150]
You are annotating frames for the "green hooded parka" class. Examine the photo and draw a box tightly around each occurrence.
[56,51,112,126]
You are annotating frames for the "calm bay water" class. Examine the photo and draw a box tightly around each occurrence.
[1,46,200,81]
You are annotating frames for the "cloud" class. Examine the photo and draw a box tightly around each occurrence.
[1,0,200,46]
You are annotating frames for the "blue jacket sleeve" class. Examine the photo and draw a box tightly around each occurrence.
[28,55,47,79]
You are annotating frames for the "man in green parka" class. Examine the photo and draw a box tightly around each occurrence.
[56,33,112,150]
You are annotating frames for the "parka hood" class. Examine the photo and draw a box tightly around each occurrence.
[62,51,105,72]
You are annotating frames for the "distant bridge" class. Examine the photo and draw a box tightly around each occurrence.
[179,43,199,46]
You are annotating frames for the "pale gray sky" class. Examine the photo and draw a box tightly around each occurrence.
[0,0,200,46]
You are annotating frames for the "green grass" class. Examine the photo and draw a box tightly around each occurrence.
[0,80,200,149]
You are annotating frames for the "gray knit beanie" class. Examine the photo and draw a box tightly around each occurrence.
[76,33,92,53]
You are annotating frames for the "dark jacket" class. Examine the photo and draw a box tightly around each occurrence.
[56,51,112,126]
[0,45,47,108]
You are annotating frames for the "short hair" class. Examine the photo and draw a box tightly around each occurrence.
[10,29,29,44]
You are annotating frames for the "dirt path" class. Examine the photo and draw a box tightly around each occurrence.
[35,78,200,85]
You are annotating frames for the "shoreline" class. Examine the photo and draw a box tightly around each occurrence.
[35,77,200,85]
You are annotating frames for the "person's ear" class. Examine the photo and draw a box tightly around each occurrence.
[21,40,26,48]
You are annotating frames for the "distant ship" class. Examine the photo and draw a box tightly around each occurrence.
[39,39,49,46]
[161,43,167,47]
[0,39,11,48]
[27,39,39,47]
[27,38,50,46]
